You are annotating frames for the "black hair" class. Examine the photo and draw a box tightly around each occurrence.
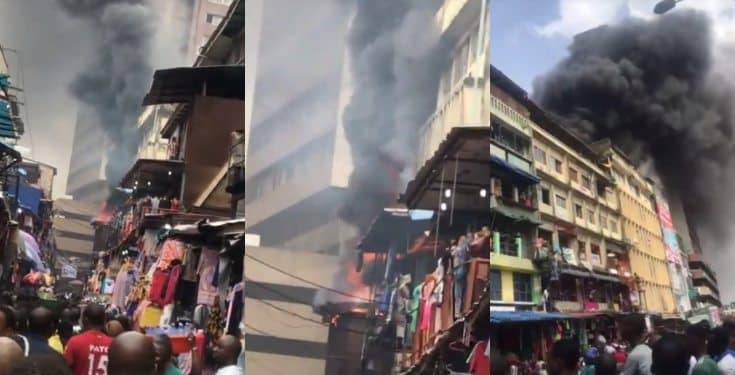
[709,326,730,359]
[595,353,618,375]
[113,315,132,332]
[0,305,16,330]
[621,314,647,338]
[83,304,106,327]
[686,321,711,340]
[651,333,689,375]
[551,338,580,370]
[28,307,56,337]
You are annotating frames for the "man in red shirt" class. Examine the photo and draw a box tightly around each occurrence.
[64,304,112,375]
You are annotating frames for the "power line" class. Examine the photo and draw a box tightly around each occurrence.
[245,253,375,303]
[247,292,370,336]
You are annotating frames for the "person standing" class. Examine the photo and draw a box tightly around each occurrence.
[26,306,62,357]
[63,304,112,375]
[651,333,690,375]
[621,314,653,375]
[546,338,580,375]
[153,335,183,375]
[212,335,243,375]
[107,332,156,375]
[717,321,735,374]
[686,322,719,375]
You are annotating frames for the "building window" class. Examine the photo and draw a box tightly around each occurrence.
[513,273,532,302]
[575,203,583,218]
[581,175,592,190]
[590,244,601,265]
[600,213,607,229]
[491,122,530,157]
[556,194,567,209]
[578,241,587,259]
[569,167,578,183]
[554,158,563,173]
[541,187,551,205]
[490,270,502,301]
[534,146,546,164]
[206,13,224,25]
[588,209,595,224]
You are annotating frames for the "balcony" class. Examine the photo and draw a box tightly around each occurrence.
[416,83,484,173]
[490,95,532,138]
[691,269,719,292]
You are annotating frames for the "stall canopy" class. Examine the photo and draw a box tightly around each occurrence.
[7,183,42,215]
[143,65,245,106]
[490,311,571,323]
[402,127,491,212]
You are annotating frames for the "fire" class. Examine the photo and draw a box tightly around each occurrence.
[94,202,113,224]
[345,256,370,302]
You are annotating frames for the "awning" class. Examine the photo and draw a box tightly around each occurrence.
[561,266,623,283]
[358,206,434,253]
[490,311,570,323]
[492,203,542,225]
[119,159,184,195]
[7,183,42,216]
[143,65,244,106]
[490,155,540,184]
[402,127,492,211]
[605,238,630,255]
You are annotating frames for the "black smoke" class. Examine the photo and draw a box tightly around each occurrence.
[339,0,447,232]
[533,10,735,243]
[58,0,155,187]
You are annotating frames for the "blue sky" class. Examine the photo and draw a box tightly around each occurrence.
[490,0,569,94]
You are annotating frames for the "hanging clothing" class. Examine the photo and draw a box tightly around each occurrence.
[158,240,185,271]
[419,278,436,331]
[181,247,199,282]
[225,283,244,335]
[197,249,219,306]
[467,340,490,375]
[142,230,159,257]
[111,264,130,308]
[408,283,422,337]
[207,297,225,339]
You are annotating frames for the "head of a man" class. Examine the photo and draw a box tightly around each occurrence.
[595,353,618,375]
[709,326,730,359]
[651,333,689,375]
[621,314,647,345]
[0,306,16,336]
[152,334,173,370]
[28,306,56,339]
[547,338,580,375]
[0,337,23,375]
[107,332,156,375]
[212,334,242,367]
[82,304,106,331]
[685,321,710,358]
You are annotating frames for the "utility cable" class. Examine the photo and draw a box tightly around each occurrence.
[245,253,375,303]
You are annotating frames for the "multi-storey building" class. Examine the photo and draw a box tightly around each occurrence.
[245,0,354,253]
[187,0,233,61]
[653,190,693,314]
[594,142,676,314]
[66,0,232,202]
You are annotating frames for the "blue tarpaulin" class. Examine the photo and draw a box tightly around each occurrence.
[490,156,541,184]
[490,311,571,323]
[7,184,42,216]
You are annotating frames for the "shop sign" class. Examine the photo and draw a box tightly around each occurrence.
[555,301,582,312]
[562,247,577,266]
[61,264,77,279]
[584,301,600,311]
[655,195,683,266]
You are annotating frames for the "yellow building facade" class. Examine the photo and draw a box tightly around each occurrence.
[603,149,675,314]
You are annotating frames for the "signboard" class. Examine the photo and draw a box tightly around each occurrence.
[60,264,77,279]
[562,247,578,266]
[655,195,683,266]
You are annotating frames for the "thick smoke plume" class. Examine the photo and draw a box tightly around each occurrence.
[316,0,448,308]
[533,10,735,246]
[58,0,155,187]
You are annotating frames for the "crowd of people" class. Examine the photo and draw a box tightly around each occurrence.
[490,314,735,375]
[0,301,243,375]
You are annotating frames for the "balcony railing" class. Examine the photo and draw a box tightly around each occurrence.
[490,95,531,137]
[416,83,484,172]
